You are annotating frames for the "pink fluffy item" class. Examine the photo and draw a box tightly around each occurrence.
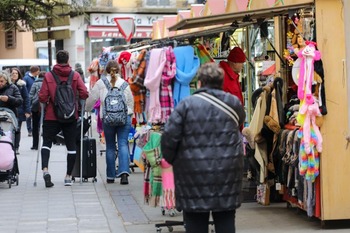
[160,158,175,210]
[0,135,15,170]
[297,41,321,101]
[299,95,323,154]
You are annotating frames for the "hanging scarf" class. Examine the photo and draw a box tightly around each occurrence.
[143,132,163,207]
[161,158,175,210]
[194,43,214,65]
[173,46,200,107]
[129,50,148,115]
[160,46,176,123]
[144,48,167,123]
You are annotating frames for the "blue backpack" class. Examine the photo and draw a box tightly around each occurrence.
[101,77,128,126]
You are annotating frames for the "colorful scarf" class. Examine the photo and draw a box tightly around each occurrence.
[129,49,148,115]
[160,46,176,123]
[143,132,163,207]
[194,43,214,65]
[144,48,167,123]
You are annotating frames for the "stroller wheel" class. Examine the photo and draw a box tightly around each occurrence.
[15,174,19,185]
[8,178,12,188]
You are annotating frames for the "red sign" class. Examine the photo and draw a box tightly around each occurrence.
[87,26,152,39]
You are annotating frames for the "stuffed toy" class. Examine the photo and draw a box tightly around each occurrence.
[297,41,321,101]
[299,95,323,154]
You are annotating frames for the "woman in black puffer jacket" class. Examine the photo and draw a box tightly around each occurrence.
[10,68,31,154]
[161,63,246,233]
[0,71,23,116]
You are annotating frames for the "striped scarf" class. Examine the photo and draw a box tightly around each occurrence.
[160,46,176,123]
[129,50,147,114]
[143,132,163,207]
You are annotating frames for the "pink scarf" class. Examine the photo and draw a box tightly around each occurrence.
[144,48,167,123]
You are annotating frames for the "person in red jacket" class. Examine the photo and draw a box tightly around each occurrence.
[39,50,88,188]
[219,47,246,106]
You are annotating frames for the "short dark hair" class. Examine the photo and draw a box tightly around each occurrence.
[30,66,40,73]
[197,62,224,89]
[56,50,69,64]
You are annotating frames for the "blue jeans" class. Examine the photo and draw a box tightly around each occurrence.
[103,115,131,180]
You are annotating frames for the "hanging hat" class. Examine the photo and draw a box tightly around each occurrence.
[227,47,246,63]
[118,51,132,65]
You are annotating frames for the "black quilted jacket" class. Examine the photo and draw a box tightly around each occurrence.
[161,88,246,212]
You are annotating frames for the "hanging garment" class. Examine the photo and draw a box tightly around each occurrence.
[173,46,200,107]
[194,43,214,65]
[144,48,167,123]
[160,46,176,123]
[129,49,148,114]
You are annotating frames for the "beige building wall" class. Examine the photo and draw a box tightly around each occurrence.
[0,27,36,59]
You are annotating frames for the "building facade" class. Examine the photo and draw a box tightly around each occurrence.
[0,0,200,72]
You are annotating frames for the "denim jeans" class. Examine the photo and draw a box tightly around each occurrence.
[103,115,131,180]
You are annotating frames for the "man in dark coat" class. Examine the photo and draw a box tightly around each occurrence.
[161,63,246,233]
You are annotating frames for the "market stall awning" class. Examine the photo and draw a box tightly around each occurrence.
[151,22,254,43]
[169,2,314,31]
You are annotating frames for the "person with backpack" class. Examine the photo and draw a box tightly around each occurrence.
[29,71,45,150]
[85,60,134,185]
[39,50,88,188]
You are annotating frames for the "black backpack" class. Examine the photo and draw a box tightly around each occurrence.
[51,70,76,123]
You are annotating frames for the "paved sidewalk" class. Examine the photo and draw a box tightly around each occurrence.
[1,125,350,233]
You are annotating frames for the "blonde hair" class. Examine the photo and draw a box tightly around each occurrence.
[105,60,120,87]
[0,71,11,84]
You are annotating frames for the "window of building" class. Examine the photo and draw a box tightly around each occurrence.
[144,0,171,7]
[5,30,16,49]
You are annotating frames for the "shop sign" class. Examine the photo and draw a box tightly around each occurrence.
[90,13,173,27]
[88,27,152,38]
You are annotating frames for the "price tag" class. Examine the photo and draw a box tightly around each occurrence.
[276,183,282,191]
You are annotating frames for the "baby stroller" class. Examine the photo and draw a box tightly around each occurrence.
[0,107,19,188]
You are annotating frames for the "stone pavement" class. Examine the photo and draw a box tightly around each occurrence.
[1,123,350,233]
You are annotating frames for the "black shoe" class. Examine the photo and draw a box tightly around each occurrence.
[44,174,54,188]
[106,179,114,184]
[120,174,128,185]
[31,147,38,150]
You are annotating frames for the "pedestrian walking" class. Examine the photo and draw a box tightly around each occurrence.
[29,71,45,150]
[10,68,31,154]
[161,62,246,233]
[85,59,134,185]
[38,50,88,188]
[23,65,40,137]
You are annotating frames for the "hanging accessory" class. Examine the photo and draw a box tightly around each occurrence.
[193,92,239,126]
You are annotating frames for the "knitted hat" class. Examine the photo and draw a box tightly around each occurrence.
[227,47,246,63]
